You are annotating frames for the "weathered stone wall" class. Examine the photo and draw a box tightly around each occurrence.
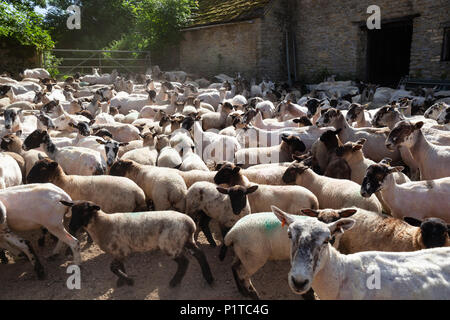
[295,0,450,82]
[257,0,289,80]
[0,37,40,77]
[179,20,261,79]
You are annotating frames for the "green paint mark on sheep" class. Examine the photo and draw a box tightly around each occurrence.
[264,219,281,232]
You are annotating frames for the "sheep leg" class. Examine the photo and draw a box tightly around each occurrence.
[4,232,46,280]
[198,212,217,247]
[185,241,214,285]
[38,228,48,247]
[110,259,134,287]
[231,259,260,300]
[169,254,189,288]
[47,227,81,265]
[218,226,231,262]
[0,249,8,264]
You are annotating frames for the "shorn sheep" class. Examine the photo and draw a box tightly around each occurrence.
[360,161,450,223]
[273,209,450,300]
[61,201,214,288]
[224,207,357,300]
[0,200,45,279]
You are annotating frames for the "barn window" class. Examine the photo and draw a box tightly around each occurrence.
[442,27,450,61]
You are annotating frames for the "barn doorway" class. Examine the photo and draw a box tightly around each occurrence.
[366,20,413,87]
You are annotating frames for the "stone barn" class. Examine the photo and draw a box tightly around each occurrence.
[179,0,450,86]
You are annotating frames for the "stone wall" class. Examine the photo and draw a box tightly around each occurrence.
[295,0,450,82]
[179,20,261,79]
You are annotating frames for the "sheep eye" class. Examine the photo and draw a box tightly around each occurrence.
[287,231,292,239]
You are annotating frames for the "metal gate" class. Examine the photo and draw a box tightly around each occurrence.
[43,49,151,77]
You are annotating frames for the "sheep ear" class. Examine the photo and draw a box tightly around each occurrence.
[301,209,320,218]
[271,206,294,227]
[328,218,355,236]
[233,166,241,174]
[245,185,258,195]
[60,201,74,207]
[414,122,424,130]
[403,217,422,227]
[96,139,106,145]
[38,154,45,161]
[15,130,22,137]
[216,187,229,195]
[338,209,358,218]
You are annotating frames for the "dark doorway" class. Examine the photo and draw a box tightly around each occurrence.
[366,20,413,87]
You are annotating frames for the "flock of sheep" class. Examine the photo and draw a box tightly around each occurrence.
[0,66,449,300]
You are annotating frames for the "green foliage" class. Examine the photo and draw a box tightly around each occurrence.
[45,0,134,50]
[0,0,54,50]
[106,0,198,52]
[42,50,62,77]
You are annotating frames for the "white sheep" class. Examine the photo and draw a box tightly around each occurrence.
[274,210,450,300]
[0,200,45,279]
[361,161,450,223]
[0,153,22,189]
[109,160,187,212]
[224,206,357,299]
[26,158,147,213]
[23,129,106,176]
[386,121,450,180]
[0,183,80,265]
[283,159,382,213]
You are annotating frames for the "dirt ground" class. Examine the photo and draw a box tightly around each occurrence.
[0,230,303,300]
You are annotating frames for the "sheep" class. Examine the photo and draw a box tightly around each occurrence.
[235,135,306,168]
[22,68,51,80]
[26,157,147,213]
[424,102,448,120]
[1,133,47,178]
[361,161,450,223]
[109,160,186,212]
[156,135,183,169]
[186,181,258,259]
[275,100,307,121]
[23,129,106,176]
[0,152,22,189]
[317,108,401,163]
[274,210,450,300]
[345,103,372,128]
[224,206,357,299]
[91,123,141,143]
[282,159,382,213]
[201,101,234,131]
[0,200,45,279]
[372,105,450,145]
[333,209,450,254]
[110,90,156,115]
[255,101,275,119]
[182,116,241,163]
[0,183,80,265]
[251,112,298,130]
[214,162,319,215]
[61,201,213,287]
[437,106,449,125]
[386,120,450,180]
[179,145,209,172]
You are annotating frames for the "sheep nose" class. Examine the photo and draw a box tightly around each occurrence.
[291,277,309,291]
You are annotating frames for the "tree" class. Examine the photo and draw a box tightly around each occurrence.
[105,0,198,52]
[0,0,54,50]
[45,0,134,49]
